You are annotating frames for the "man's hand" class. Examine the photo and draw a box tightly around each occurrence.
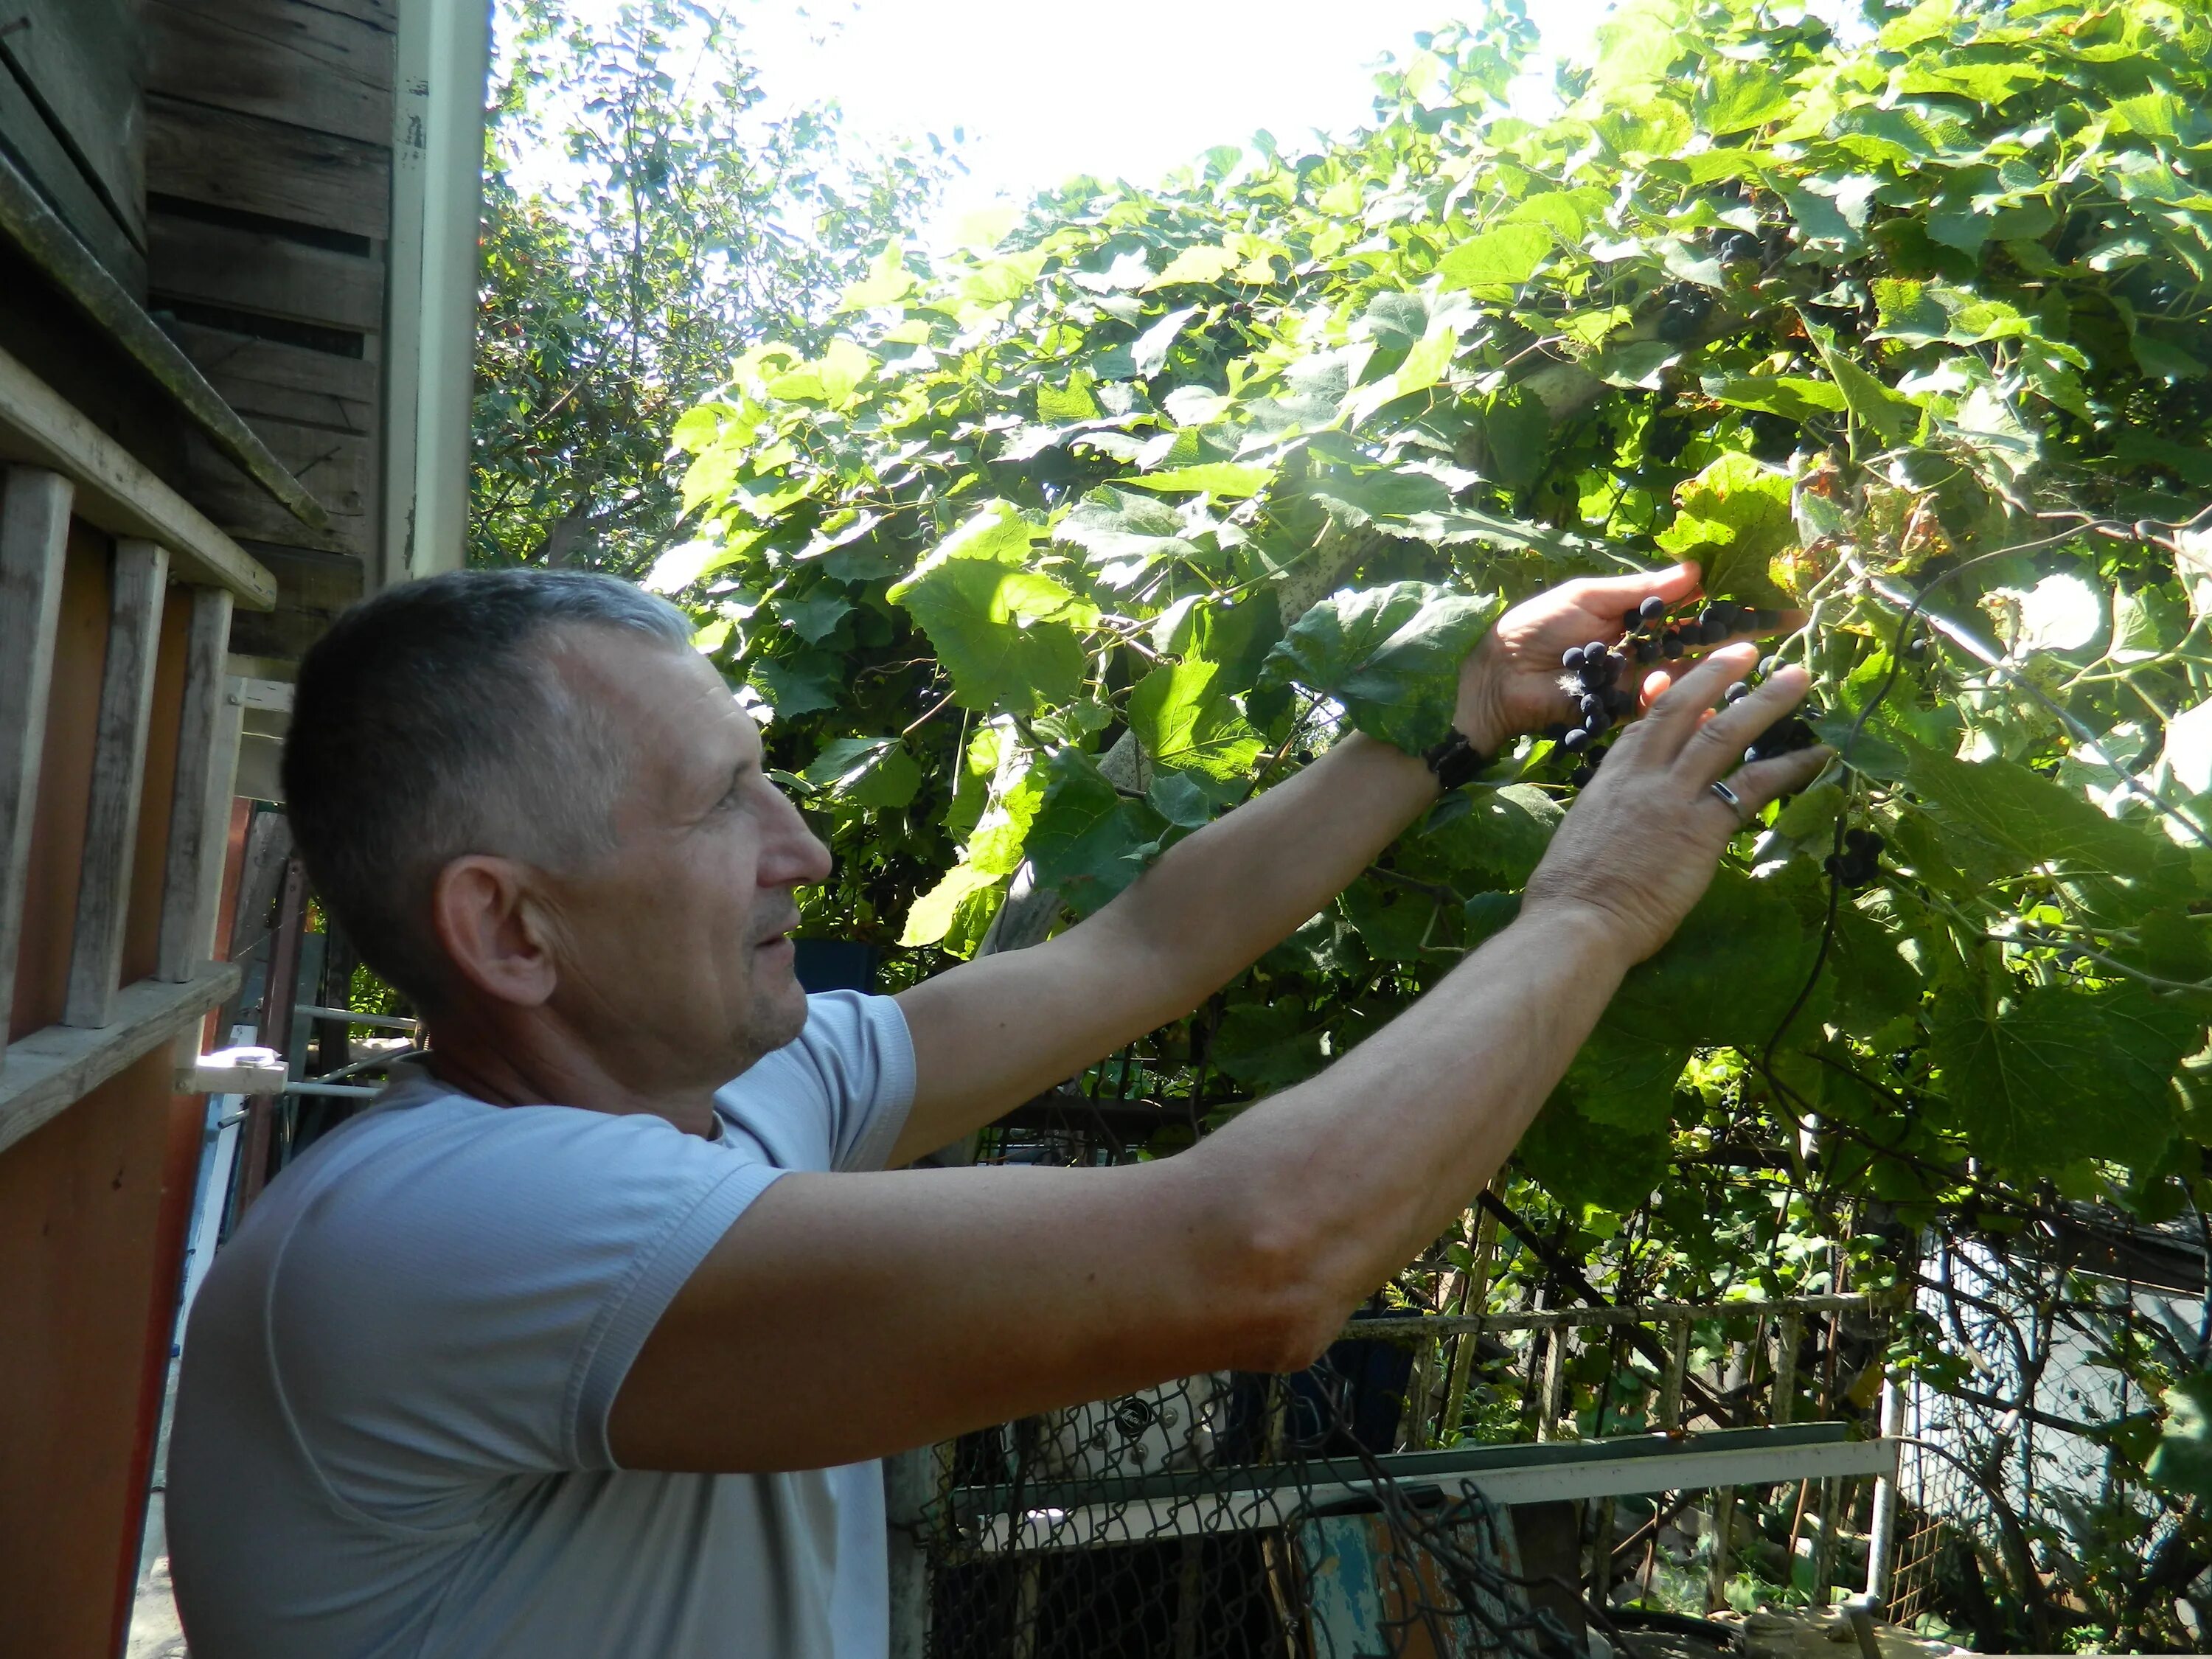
[1452,560,1790,751]
[1523,642,1832,962]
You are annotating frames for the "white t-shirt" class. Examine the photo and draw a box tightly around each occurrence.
[168,991,917,1659]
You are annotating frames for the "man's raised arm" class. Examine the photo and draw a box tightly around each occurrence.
[611,645,1830,1474]
[888,563,1721,1164]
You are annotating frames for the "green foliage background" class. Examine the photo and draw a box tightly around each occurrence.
[650,0,2212,1636]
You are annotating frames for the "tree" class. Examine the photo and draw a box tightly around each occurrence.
[471,0,951,573]
[661,0,2212,1635]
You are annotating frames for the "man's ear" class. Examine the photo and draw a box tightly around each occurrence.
[431,855,560,1008]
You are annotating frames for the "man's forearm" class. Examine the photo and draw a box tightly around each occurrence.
[1183,900,1626,1351]
[1083,732,1443,1032]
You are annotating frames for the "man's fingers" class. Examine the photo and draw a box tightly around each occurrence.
[1563,560,1701,617]
[1631,643,1762,757]
[1722,746,1833,818]
[1677,663,1814,785]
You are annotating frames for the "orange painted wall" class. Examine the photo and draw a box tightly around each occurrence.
[0,526,212,1658]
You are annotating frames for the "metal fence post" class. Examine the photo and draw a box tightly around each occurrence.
[885,1447,933,1659]
[1863,1371,1909,1607]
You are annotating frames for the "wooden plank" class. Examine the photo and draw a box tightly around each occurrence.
[63,543,171,1029]
[0,147,328,537]
[170,319,378,428]
[0,38,144,290]
[144,0,397,147]
[0,965,240,1158]
[149,212,384,335]
[0,341,278,608]
[156,588,239,983]
[146,94,392,240]
[0,468,73,1058]
[3,0,147,250]
[185,436,374,562]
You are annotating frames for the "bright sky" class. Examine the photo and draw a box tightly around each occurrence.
[728,0,1615,235]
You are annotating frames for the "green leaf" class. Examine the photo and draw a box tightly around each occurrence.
[888,508,1096,715]
[1701,374,1848,423]
[1307,467,1455,528]
[1435,223,1552,291]
[1127,658,1265,781]
[900,862,1002,947]
[1606,867,1824,1054]
[765,338,875,408]
[1143,244,1240,289]
[1056,489,1202,571]
[1568,1021,1688,1133]
[751,653,841,717]
[835,241,915,312]
[1654,453,1795,605]
[1036,373,1103,424]
[1262,581,1504,751]
[2149,1371,2212,1500]
[801,737,922,810]
[1026,748,1166,915]
[1930,981,2198,1175]
[1116,463,1276,498]
[1212,1000,1326,1091]
[1694,60,1791,136]
[776,591,853,645]
[1518,1091,1670,1214]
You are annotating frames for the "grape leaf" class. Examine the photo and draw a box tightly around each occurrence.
[1518,1091,1671,1215]
[1262,581,1504,751]
[801,737,922,810]
[1127,658,1265,781]
[1606,867,1824,1052]
[1340,877,1442,963]
[1026,748,1167,915]
[1568,1022,1689,1133]
[1653,453,1795,605]
[901,862,1002,947]
[1211,1000,1328,1091]
[1930,981,2199,1174]
[2148,1371,2212,1501]
[1435,223,1552,291]
[889,509,1096,715]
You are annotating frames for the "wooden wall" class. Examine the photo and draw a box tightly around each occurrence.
[145,0,398,662]
[0,525,209,1658]
[0,1,147,292]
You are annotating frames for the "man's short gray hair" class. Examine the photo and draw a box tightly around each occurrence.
[282,568,693,1010]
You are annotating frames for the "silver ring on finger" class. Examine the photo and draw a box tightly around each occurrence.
[1708,778,1750,824]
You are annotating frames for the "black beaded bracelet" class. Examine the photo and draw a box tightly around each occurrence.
[1422,728,1492,792]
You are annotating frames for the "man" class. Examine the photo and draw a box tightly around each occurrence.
[169,564,1824,1657]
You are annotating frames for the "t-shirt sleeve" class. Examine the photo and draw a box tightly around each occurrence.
[715,990,917,1174]
[268,1104,777,1524]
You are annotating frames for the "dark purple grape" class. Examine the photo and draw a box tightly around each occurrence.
[1563,645,1587,670]
[1580,692,1604,717]
[1756,655,1780,680]
[1583,709,1613,737]
[1638,595,1668,624]
[1724,681,1750,703]
[1543,721,1571,740]
[1632,637,1658,664]
[1562,727,1591,753]
[1584,639,1609,663]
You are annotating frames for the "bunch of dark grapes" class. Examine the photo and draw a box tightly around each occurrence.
[1546,638,1638,788]
[1615,596,1784,668]
[1823,826,1884,889]
[1729,653,1826,764]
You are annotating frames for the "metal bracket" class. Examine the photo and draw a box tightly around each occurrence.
[175,1044,287,1096]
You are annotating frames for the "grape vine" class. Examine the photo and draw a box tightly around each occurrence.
[655,0,2212,1621]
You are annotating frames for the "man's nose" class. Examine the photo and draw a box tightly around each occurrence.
[762,789,834,888]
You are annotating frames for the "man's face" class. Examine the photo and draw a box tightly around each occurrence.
[533,627,832,1090]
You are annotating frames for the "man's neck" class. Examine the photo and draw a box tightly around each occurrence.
[421,1035,723,1139]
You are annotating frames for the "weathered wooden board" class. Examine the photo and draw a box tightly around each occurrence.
[144,0,397,147]
[8,0,146,249]
[148,213,383,334]
[0,50,144,292]
[156,586,237,983]
[0,470,72,1057]
[64,543,171,1030]
[0,965,240,1158]
[169,320,377,437]
[146,95,392,240]
[184,430,373,560]
[0,344,277,608]
[226,543,367,663]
